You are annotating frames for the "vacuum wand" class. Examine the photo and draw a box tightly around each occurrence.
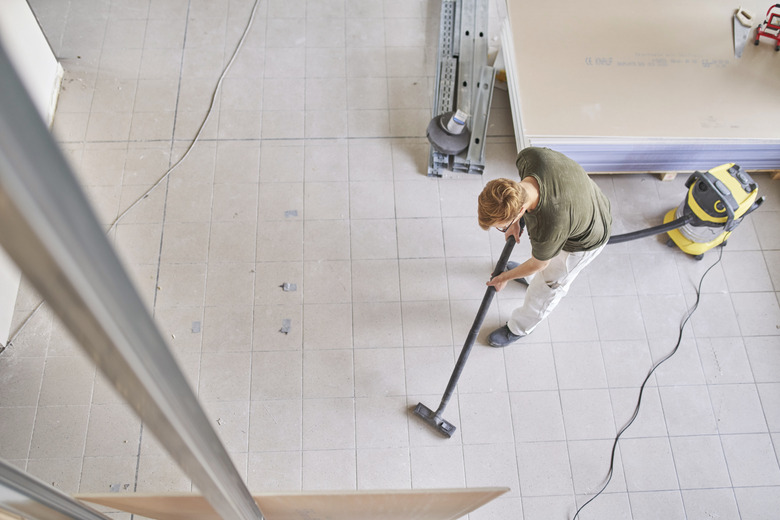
[413,234,517,437]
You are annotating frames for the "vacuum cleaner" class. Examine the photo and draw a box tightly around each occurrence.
[608,163,764,258]
[413,163,764,437]
[663,163,764,258]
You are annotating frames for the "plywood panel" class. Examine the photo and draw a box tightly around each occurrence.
[0,509,22,520]
[77,488,509,520]
[506,0,780,140]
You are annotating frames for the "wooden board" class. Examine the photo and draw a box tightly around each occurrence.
[77,488,509,520]
[0,509,22,520]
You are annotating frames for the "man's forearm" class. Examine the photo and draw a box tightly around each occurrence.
[504,256,549,281]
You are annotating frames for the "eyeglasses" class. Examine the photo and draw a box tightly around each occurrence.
[496,216,519,233]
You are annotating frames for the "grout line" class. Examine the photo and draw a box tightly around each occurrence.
[132,0,192,496]
[548,340,579,512]
[501,350,526,517]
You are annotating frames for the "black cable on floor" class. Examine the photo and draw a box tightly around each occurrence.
[571,244,725,520]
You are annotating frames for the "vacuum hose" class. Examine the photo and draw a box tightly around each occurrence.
[607,213,694,245]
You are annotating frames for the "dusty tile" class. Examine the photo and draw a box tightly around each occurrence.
[84,403,142,457]
[401,301,452,347]
[458,392,514,445]
[396,218,445,258]
[351,259,401,302]
[352,301,403,349]
[560,389,616,441]
[29,405,90,459]
[259,142,305,183]
[349,182,396,220]
[254,262,304,305]
[553,341,608,390]
[135,455,192,493]
[251,350,303,400]
[398,258,448,301]
[0,407,35,459]
[0,357,45,406]
[208,221,257,263]
[510,391,565,443]
[410,445,466,488]
[303,182,349,219]
[160,221,210,263]
[26,457,83,495]
[302,303,353,349]
[302,398,355,450]
[302,449,356,490]
[202,305,253,352]
[79,456,138,494]
[253,304,303,351]
[38,355,96,406]
[354,348,406,397]
[620,437,680,492]
[304,140,349,181]
[303,260,352,303]
[350,219,398,259]
[201,400,250,454]
[709,383,768,433]
[257,183,303,222]
[198,352,252,402]
[568,439,626,495]
[256,220,303,262]
[357,447,411,489]
[629,491,686,520]
[516,441,573,496]
[303,349,353,398]
[670,435,731,489]
[681,489,740,520]
[247,451,302,491]
[658,385,718,435]
[722,433,780,486]
[154,263,207,308]
[211,183,259,222]
[204,263,255,307]
[249,399,302,452]
[302,220,350,260]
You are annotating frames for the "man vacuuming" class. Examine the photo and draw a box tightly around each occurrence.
[478,147,612,347]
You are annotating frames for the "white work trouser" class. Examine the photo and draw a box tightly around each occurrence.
[508,244,606,336]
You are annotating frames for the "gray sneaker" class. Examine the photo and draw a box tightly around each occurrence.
[488,324,525,348]
[504,261,529,286]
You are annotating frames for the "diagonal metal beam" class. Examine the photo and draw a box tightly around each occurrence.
[0,459,111,520]
[0,42,263,520]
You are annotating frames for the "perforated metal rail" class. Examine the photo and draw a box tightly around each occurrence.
[428,0,495,176]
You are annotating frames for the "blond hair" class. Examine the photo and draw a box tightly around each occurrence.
[477,178,527,230]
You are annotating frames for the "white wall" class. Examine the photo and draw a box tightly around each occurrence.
[0,0,63,125]
[0,0,63,344]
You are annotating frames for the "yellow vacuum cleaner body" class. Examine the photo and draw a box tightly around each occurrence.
[665,163,762,259]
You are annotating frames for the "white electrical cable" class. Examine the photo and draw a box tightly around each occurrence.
[2,0,261,352]
[107,0,261,235]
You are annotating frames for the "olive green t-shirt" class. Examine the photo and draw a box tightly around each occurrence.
[517,147,612,261]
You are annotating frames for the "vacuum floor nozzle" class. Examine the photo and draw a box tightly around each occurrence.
[413,403,456,438]
[410,235,517,439]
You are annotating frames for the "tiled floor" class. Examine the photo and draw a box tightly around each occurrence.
[2,0,780,519]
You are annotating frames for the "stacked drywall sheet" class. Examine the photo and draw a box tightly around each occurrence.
[501,0,780,173]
